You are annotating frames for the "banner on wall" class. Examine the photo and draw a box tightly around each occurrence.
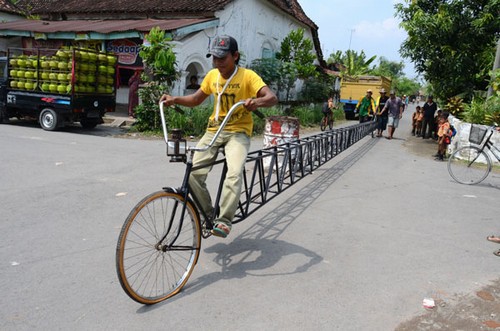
[22,38,64,50]
[105,39,142,67]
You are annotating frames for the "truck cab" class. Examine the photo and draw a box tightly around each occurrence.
[340,75,392,120]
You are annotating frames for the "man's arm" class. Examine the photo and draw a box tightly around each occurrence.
[370,99,376,113]
[244,86,278,111]
[355,97,363,111]
[160,88,209,107]
[380,99,390,114]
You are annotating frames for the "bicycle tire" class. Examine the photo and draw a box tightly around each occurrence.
[116,190,201,304]
[328,117,334,130]
[447,146,491,185]
[320,116,327,131]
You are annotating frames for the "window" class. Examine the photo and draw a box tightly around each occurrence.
[262,48,274,59]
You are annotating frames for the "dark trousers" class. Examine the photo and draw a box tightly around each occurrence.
[359,115,371,123]
[421,117,434,138]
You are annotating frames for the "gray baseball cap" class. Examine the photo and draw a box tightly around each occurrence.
[206,35,238,58]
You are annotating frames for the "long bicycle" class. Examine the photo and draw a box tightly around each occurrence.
[447,124,500,185]
[320,111,334,131]
[115,101,248,304]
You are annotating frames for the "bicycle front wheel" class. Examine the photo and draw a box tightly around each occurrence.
[116,190,201,304]
[447,146,491,185]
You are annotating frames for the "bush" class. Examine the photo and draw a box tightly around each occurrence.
[462,95,500,125]
[169,105,211,136]
[135,102,349,137]
[444,96,464,118]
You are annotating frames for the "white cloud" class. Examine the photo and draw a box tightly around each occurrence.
[353,17,405,41]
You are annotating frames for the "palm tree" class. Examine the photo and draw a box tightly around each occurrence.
[328,50,377,79]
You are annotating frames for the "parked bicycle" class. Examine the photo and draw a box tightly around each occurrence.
[447,124,500,185]
[115,101,248,304]
[320,110,334,131]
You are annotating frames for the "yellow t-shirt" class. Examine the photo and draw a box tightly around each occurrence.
[200,67,267,136]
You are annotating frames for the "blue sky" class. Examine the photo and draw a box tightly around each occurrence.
[298,0,417,78]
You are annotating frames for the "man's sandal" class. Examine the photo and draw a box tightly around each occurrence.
[211,223,230,238]
[487,236,500,244]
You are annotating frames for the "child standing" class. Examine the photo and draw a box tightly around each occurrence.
[435,112,452,161]
[411,106,422,135]
[416,107,424,136]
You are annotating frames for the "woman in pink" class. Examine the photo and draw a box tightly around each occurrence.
[128,70,141,118]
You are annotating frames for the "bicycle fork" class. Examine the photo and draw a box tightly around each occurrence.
[156,161,195,252]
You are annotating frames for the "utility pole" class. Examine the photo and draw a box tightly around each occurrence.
[348,29,355,51]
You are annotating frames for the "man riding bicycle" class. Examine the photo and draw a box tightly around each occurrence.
[322,97,335,122]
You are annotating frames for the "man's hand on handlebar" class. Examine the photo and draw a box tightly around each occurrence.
[159,94,175,107]
[243,98,259,112]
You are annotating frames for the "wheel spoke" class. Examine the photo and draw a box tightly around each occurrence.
[448,146,490,185]
[116,191,201,304]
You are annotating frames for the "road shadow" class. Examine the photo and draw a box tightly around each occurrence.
[137,136,379,312]
[3,118,130,137]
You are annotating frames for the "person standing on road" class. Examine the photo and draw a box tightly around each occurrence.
[375,88,389,137]
[355,89,376,123]
[159,35,278,238]
[435,111,452,161]
[128,70,141,118]
[381,90,404,140]
[421,95,438,139]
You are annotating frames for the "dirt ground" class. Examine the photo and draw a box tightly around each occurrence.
[395,279,500,330]
[399,133,500,330]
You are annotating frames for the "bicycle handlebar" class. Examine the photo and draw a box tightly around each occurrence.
[159,100,252,152]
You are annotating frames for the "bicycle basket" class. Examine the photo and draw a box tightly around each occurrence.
[469,125,487,145]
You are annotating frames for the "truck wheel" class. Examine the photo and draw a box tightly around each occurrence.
[39,108,60,131]
[0,108,8,124]
[80,118,99,129]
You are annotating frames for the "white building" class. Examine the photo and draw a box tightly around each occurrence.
[0,0,24,55]
[0,0,325,103]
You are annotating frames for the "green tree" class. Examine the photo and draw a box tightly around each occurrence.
[134,27,178,131]
[249,57,281,91]
[394,76,421,97]
[327,49,377,78]
[299,73,336,102]
[276,28,317,79]
[395,0,500,101]
[370,57,404,78]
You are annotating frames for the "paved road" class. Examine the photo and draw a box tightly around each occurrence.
[1,106,499,330]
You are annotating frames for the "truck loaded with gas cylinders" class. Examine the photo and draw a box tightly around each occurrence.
[0,47,117,130]
[339,75,391,120]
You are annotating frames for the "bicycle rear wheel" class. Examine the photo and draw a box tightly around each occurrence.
[447,146,491,185]
[116,190,201,304]
[320,116,327,131]
[328,117,334,130]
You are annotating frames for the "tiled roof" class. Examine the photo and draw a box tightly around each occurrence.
[0,0,23,14]
[267,0,317,29]
[25,0,316,29]
[0,17,215,34]
[25,0,233,15]
[12,0,50,14]
[9,0,325,65]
